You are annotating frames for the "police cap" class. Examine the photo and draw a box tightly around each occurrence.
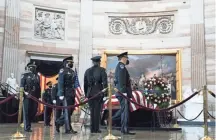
[63,56,74,63]
[27,61,37,68]
[91,56,101,62]
[117,52,128,59]
[46,81,52,86]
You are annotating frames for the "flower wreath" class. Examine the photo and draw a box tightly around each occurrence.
[143,75,171,109]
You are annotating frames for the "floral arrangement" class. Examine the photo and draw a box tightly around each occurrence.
[143,74,171,109]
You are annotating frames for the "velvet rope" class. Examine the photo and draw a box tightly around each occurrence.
[0,95,15,105]
[114,89,201,112]
[26,88,107,110]
[177,110,203,121]
[208,90,215,98]
[0,107,18,117]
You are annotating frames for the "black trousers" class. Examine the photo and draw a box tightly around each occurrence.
[55,97,75,131]
[23,98,38,131]
[88,97,103,132]
[44,105,52,125]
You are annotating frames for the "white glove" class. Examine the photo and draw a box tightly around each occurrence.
[103,97,108,101]
[53,100,56,104]
[59,96,64,100]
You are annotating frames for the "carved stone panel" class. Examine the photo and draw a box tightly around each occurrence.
[109,15,174,35]
[34,7,65,40]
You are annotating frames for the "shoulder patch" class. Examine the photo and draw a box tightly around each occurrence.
[59,69,64,73]
[120,64,125,69]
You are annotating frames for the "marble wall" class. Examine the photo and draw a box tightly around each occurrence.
[0,0,5,80]
[92,0,192,90]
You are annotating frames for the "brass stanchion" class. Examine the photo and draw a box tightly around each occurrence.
[104,83,118,140]
[173,100,179,128]
[201,85,213,140]
[12,88,26,139]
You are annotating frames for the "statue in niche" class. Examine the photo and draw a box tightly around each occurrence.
[6,73,19,94]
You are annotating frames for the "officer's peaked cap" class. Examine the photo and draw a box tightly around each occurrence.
[27,61,37,67]
[63,56,74,63]
[46,81,52,86]
[117,52,128,58]
[91,56,101,62]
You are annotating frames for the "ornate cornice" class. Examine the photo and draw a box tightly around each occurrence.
[109,15,174,35]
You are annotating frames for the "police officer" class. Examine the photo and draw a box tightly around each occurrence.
[20,62,41,132]
[84,56,108,133]
[57,56,77,134]
[42,81,53,126]
[51,77,58,105]
[112,52,135,135]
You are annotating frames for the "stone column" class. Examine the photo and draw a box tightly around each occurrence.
[78,0,93,121]
[1,0,20,82]
[78,0,93,86]
[190,0,206,89]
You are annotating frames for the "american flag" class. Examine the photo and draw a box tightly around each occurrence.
[74,68,84,110]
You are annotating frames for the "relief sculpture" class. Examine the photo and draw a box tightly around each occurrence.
[109,15,174,35]
[34,8,65,40]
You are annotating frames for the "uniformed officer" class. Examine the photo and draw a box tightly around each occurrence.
[42,81,53,126]
[51,77,58,105]
[57,56,77,134]
[20,62,41,132]
[112,52,135,135]
[84,56,108,133]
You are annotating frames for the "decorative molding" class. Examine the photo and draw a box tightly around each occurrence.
[34,7,65,41]
[109,15,174,35]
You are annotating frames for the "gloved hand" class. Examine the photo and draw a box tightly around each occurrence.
[53,100,56,104]
[103,97,108,101]
[59,96,64,100]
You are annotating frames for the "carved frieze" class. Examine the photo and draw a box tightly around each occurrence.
[109,15,174,35]
[34,7,65,40]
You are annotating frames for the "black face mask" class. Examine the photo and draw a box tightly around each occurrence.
[126,60,129,65]
[29,67,35,73]
[67,63,73,68]
[49,86,52,88]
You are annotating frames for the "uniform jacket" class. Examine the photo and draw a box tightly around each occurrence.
[84,65,108,98]
[20,72,41,99]
[114,62,132,98]
[51,83,58,101]
[42,88,52,104]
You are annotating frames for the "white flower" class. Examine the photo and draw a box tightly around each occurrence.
[154,82,156,85]
[162,84,164,87]
[144,83,147,85]
[150,81,152,84]
[158,101,161,104]
[145,88,148,90]
[164,88,166,90]
[148,85,150,87]
[147,97,149,100]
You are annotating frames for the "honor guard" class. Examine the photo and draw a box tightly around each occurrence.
[112,52,135,135]
[42,81,53,126]
[57,56,77,134]
[20,62,41,132]
[84,56,108,133]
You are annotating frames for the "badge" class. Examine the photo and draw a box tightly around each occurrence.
[59,69,64,73]
[120,64,124,69]
[21,75,24,79]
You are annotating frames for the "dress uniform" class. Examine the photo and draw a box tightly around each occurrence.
[20,62,41,132]
[84,56,108,133]
[42,81,53,126]
[112,52,135,135]
[57,56,77,134]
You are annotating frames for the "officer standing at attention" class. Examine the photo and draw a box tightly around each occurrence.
[42,81,53,126]
[57,56,77,134]
[51,77,58,105]
[112,52,135,135]
[20,62,41,132]
[84,56,108,133]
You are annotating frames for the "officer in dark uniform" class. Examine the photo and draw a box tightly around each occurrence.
[84,56,108,133]
[112,52,135,135]
[20,62,41,132]
[57,56,77,134]
[42,81,53,126]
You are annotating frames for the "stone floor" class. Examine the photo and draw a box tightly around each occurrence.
[0,123,215,140]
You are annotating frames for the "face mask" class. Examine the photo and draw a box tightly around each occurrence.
[29,67,35,73]
[68,63,73,68]
[126,60,129,65]
[49,86,52,88]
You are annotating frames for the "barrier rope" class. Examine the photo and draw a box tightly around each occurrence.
[114,89,201,112]
[207,111,215,119]
[25,88,107,109]
[177,110,203,121]
[0,95,15,105]
[208,90,215,98]
[0,107,18,117]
